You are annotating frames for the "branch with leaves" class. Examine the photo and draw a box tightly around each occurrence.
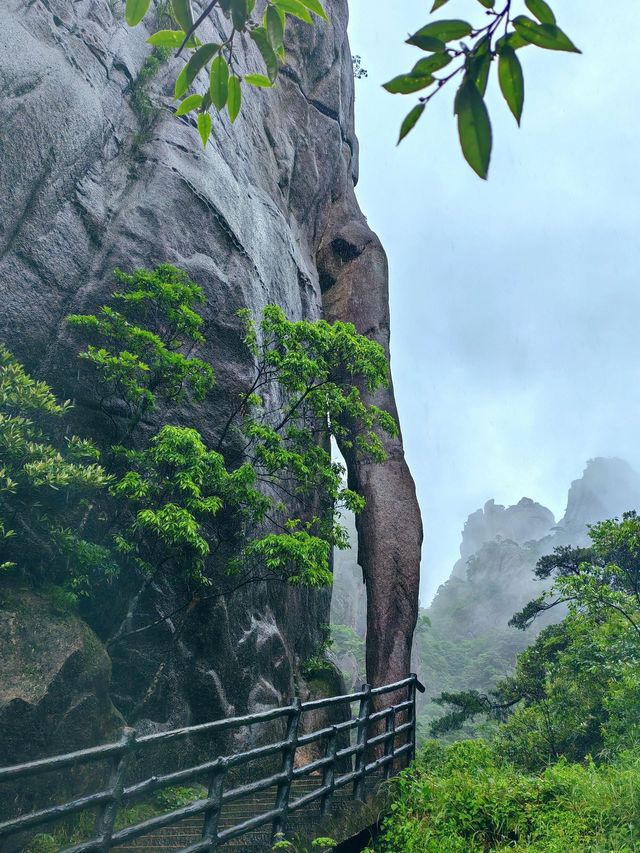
[120,0,581,176]
[385,0,580,178]
[65,266,395,596]
[124,0,327,146]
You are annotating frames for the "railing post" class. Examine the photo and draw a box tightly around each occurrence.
[96,727,136,851]
[201,759,227,850]
[383,711,396,781]
[353,683,371,801]
[320,726,338,817]
[408,673,418,766]
[272,698,301,839]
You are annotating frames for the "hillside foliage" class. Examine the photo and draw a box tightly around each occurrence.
[371,514,640,851]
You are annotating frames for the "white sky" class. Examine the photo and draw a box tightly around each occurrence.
[347,1,640,604]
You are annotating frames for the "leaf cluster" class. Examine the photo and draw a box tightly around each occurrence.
[124,0,327,146]
[3,266,395,619]
[0,346,114,589]
[387,0,580,178]
[68,265,214,435]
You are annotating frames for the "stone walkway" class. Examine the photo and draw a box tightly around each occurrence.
[117,773,386,852]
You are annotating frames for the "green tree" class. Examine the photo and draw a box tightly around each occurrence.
[2,267,395,661]
[511,512,640,638]
[0,346,114,594]
[429,514,640,765]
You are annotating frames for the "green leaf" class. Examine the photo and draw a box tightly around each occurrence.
[471,50,491,96]
[175,93,203,115]
[228,76,242,122]
[244,73,273,88]
[410,52,452,77]
[297,0,328,20]
[410,19,472,43]
[383,74,433,95]
[146,29,186,48]
[273,0,313,24]
[125,0,151,26]
[265,5,284,52]
[431,0,450,10]
[456,80,492,179]
[498,45,524,125]
[230,0,249,30]
[477,0,495,7]
[171,0,194,34]
[496,31,529,51]
[209,55,229,110]
[174,43,220,98]
[250,27,279,83]
[513,17,581,53]
[197,112,212,146]
[525,0,556,25]
[398,103,425,143]
[406,34,447,53]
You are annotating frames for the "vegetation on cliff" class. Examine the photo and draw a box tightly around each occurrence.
[1,264,395,714]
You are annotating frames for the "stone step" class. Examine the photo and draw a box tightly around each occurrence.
[115,774,384,852]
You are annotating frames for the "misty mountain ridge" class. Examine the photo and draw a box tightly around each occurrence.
[412,456,640,733]
[330,457,640,711]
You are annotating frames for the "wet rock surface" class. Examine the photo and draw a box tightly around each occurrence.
[0,0,421,758]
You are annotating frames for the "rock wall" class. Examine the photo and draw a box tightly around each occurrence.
[0,0,422,755]
[0,587,123,766]
[451,497,556,579]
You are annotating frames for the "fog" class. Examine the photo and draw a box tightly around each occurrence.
[347,1,640,603]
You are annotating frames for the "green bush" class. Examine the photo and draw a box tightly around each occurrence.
[374,741,640,852]
[154,785,205,810]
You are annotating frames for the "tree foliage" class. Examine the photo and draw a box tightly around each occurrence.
[0,346,113,588]
[429,514,640,767]
[1,266,395,618]
[123,0,327,145]
[387,0,580,178]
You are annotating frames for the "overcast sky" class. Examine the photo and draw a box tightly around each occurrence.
[347,1,640,604]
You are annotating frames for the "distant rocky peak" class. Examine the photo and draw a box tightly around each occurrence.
[559,457,640,534]
[459,497,556,563]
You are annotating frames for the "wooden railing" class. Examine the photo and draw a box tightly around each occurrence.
[0,674,424,852]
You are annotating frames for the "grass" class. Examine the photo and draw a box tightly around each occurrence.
[368,740,640,853]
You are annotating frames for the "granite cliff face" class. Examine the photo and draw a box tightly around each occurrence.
[0,0,422,757]
[451,497,556,580]
[560,457,640,538]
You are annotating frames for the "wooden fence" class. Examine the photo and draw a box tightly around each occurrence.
[0,674,424,852]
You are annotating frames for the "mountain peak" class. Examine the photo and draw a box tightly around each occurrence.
[560,457,640,533]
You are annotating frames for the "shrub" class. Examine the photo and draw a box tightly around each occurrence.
[375,741,640,852]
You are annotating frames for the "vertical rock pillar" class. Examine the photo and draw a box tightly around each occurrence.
[318,214,423,688]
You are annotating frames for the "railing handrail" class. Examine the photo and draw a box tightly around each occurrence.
[0,673,425,851]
